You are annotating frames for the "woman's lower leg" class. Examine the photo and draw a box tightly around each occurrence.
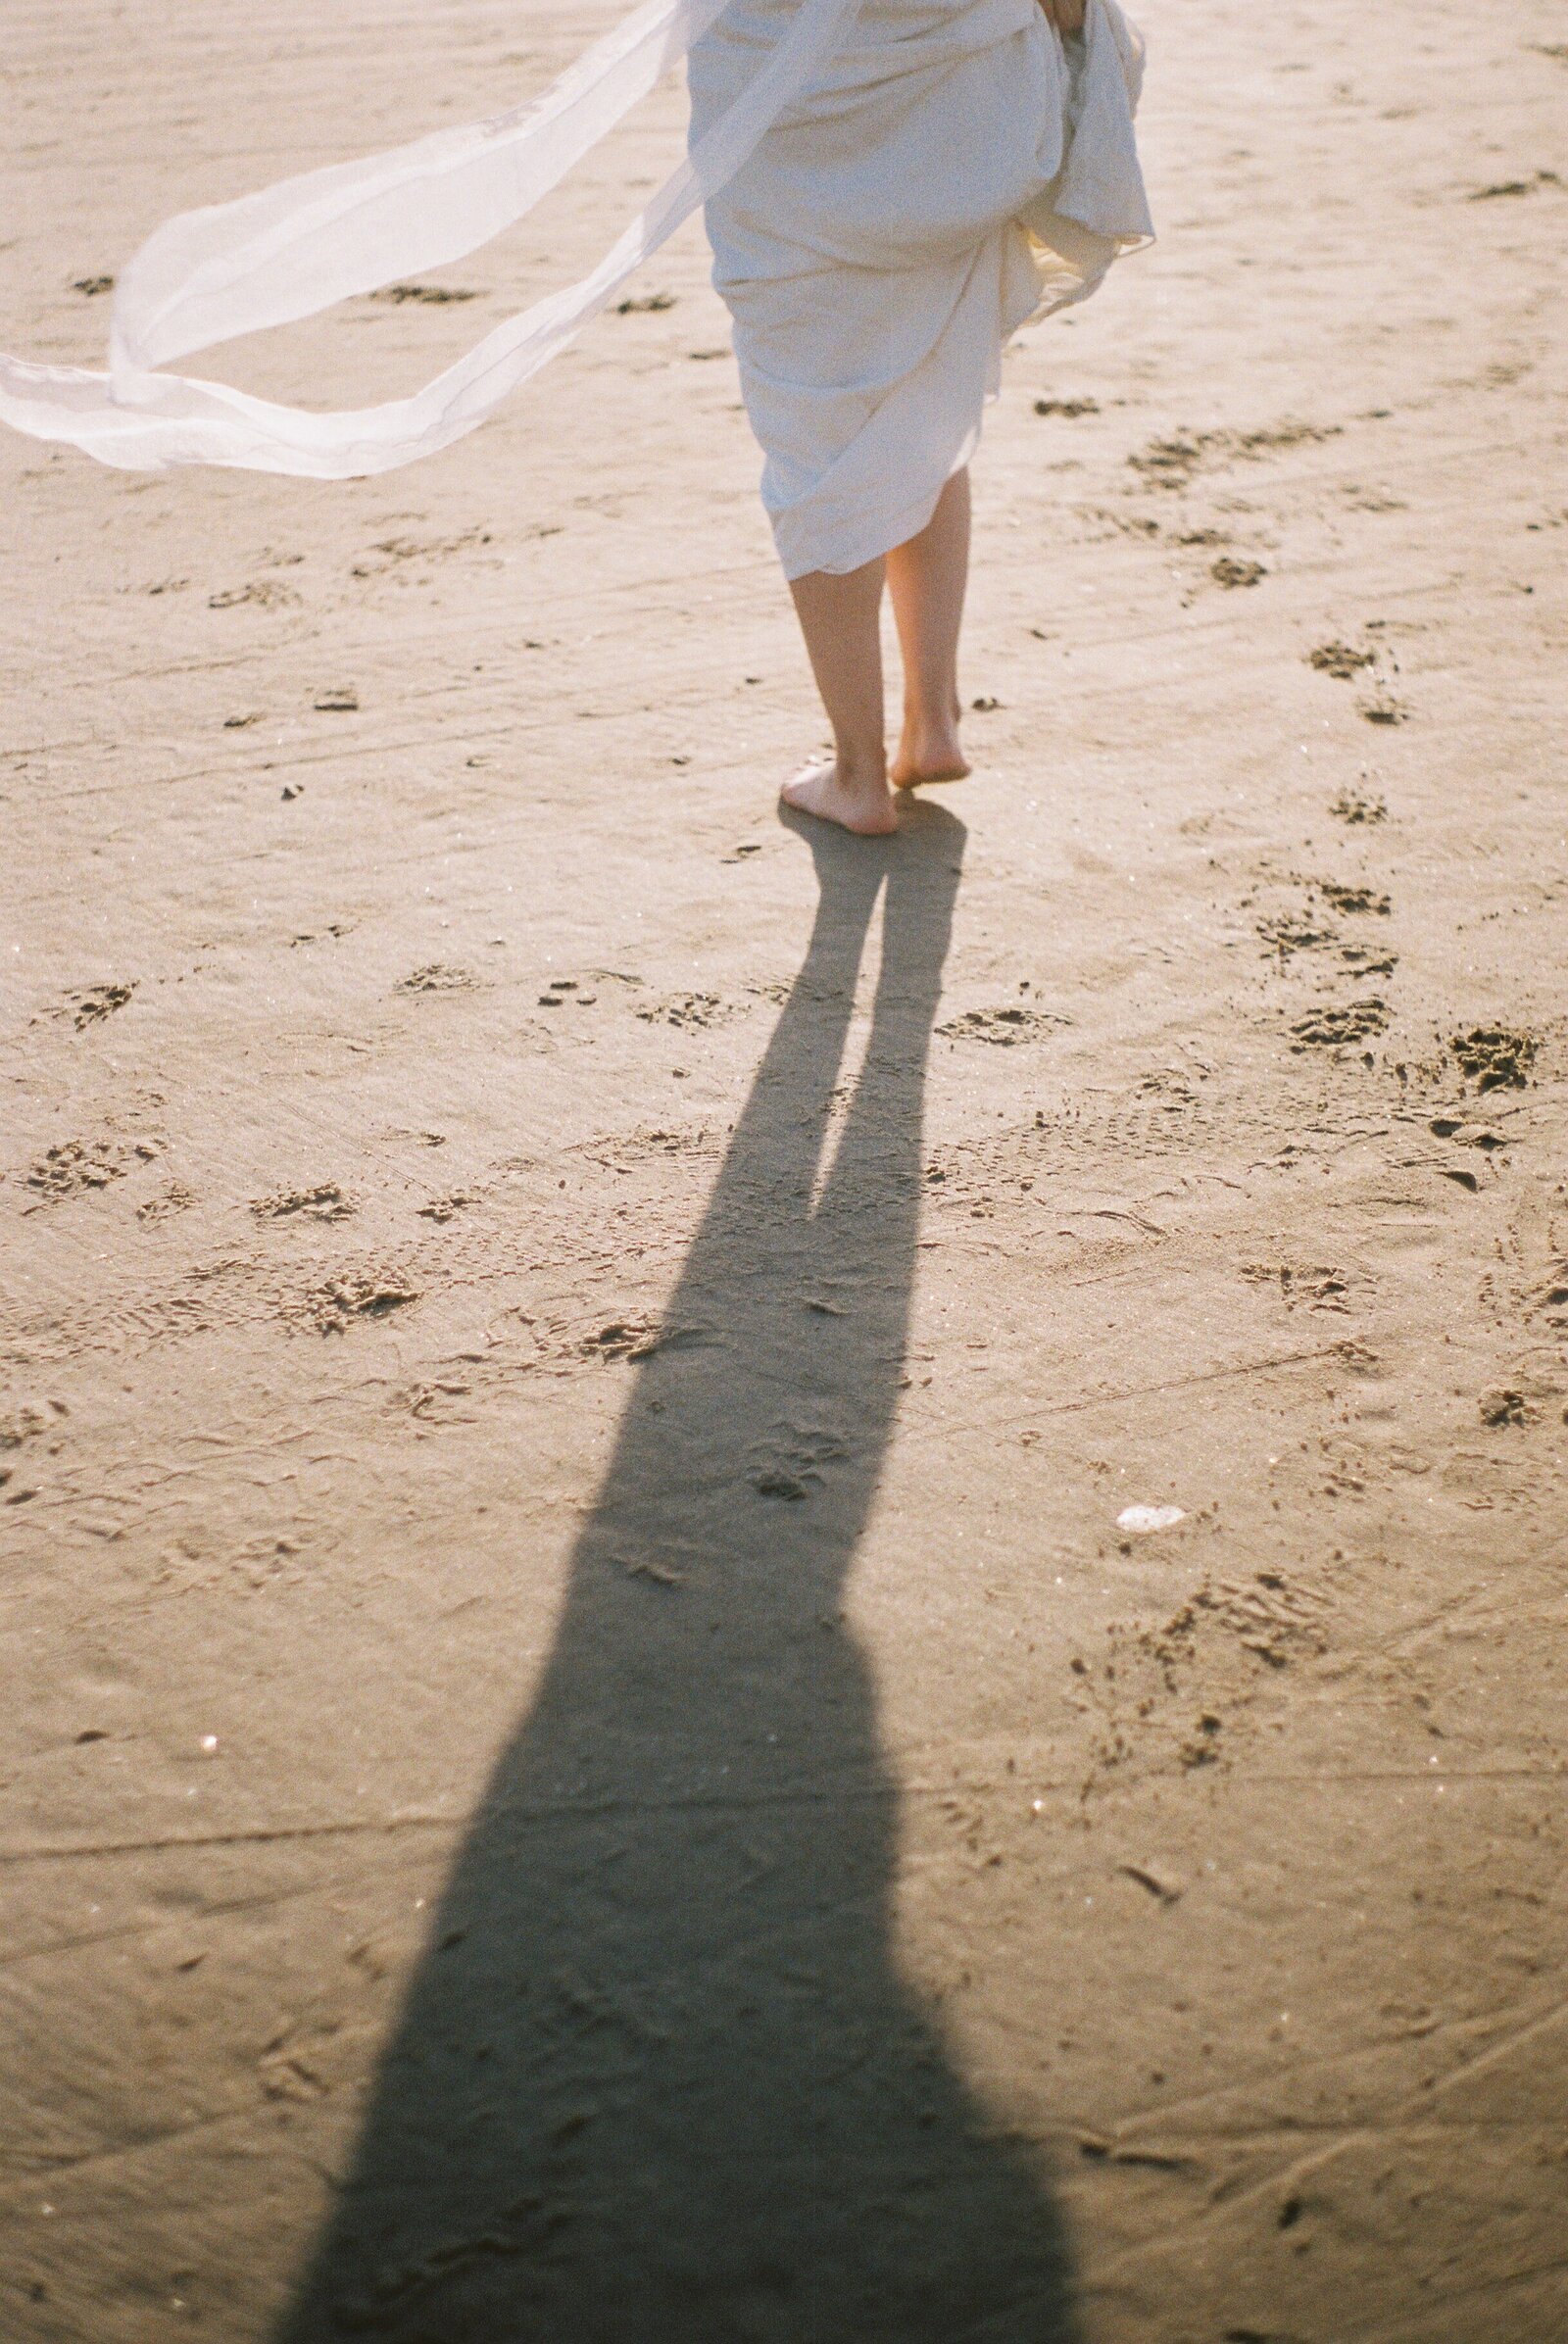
[782,557,899,835]
[886,467,971,788]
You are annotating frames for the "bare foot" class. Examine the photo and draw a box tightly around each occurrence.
[891,723,971,791]
[780,757,899,836]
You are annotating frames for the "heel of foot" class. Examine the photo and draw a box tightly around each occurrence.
[781,759,898,835]
[892,756,971,792]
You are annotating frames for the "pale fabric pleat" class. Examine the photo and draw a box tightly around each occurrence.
[1020,0,1152,303]
[697,0,1152,575]
[0,0,866,475]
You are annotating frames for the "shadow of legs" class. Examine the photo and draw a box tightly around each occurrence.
[278,805,1081,2342]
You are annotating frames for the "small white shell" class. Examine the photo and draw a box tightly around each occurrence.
[1116,1504,1187,1535]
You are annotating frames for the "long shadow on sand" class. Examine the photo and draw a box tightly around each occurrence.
[279,803,1079,2342]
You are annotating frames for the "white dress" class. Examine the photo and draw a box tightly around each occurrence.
[693,0,1145,576]
[0,0,1149,487]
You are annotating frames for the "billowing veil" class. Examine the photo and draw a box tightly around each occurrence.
[0,0,1151,479]
[0,0,865,475]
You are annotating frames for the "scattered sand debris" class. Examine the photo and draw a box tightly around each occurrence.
[1308,641,1376,678]
[1331,789,1387,824]
[1320,881,1392,916]
[371,282,480,304]
[208,579,301,611]
[1129,418,1342,488]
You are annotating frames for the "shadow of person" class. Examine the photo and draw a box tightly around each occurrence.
[278,801,1081,2342]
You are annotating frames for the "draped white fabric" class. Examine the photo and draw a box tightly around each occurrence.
[696,0,1151,573]
[0,0,1150,486]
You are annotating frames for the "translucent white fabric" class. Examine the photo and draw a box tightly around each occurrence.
[0,0,864,474]
[0,0,1150,490]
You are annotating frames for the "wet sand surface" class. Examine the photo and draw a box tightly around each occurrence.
[2,3,1566,2338]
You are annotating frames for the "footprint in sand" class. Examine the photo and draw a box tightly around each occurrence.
[1240,1261,1356,1313]
[294,1273,419,1336]
[1468,173,1558,202]
[1339,942,1398,976]
[398,964,477,995]
[577,1316,662,1363]
[25,1137,158,1201]
[937,1005,1068,1047]
[1331,788,1387,824]
[635,993,745,1029]
[747,1426,849,1501]
[1289,998,1391,1050]
[65,981,135,1029]
[208,579,301,611]
[137,1183,197,1225]
[1307,641,1377,680]
[1211,556,1267,590]
[539,977,601,1010]
[0,1401,63,1452]
[352,528,494,578]
[251,1185,356,1224]
[416,1193,473,1224]
[1319,881,1392,916]
[1449,1026,1536,1093]
[1428,1117,1507,1152]
[1129,417,1343,490]
[1257,911,1342,960]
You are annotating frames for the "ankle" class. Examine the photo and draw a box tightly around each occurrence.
[902,704,960,747]
[833,744,890,791]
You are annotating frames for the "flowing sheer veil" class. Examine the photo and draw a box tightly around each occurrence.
[0,0,866,475]
[0,0,1150,478]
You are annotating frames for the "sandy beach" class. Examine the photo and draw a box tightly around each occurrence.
[2,2,1566,2336]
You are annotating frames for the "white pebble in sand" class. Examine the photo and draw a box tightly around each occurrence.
[1116,1504,1186,1536]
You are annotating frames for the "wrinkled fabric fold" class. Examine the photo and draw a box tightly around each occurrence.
[699,0,1151,575]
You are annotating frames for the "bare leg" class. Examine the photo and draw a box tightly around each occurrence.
[887,468,972,790]
[781,557,899,836]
